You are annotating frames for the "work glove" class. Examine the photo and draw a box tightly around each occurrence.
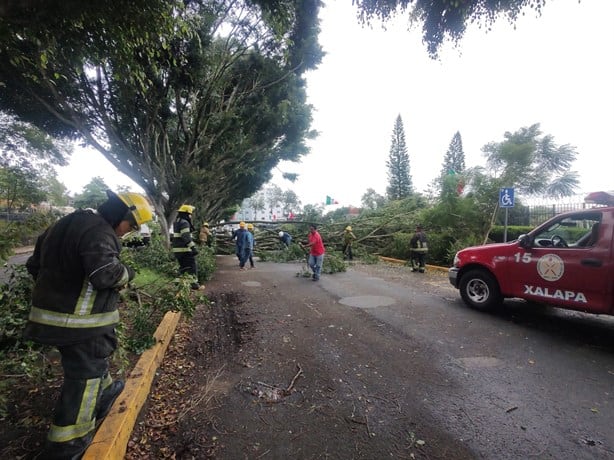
[191,246,199,255]
[126,265,136,282]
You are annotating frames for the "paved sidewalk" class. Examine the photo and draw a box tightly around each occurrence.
[12,246,35,255]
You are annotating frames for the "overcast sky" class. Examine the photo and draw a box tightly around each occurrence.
[58,0,614,208]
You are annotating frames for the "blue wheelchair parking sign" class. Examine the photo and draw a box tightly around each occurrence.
[499,188,514,208]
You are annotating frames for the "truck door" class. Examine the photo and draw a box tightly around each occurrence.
[508,211,611,313]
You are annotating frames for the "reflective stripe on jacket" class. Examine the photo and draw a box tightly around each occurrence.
[172,217,196,252]
[410,232,428,253]
[28,305,120,328]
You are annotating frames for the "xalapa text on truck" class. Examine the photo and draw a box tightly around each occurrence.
[449,191,614,314]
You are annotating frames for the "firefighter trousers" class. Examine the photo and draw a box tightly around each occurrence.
[342,243,353,260]
[175,252,198,278]
[42,333,117,459]
[410,250,427,272]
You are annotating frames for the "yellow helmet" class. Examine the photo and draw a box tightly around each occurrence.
[178,204,195,214]
[116,192,154,226]
[345,226,352,231]
[239,221,246,228]
[247,223,254,230]
[203,222,209,227]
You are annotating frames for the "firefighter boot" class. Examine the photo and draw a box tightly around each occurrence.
[96,380,125,421]
[41,432,95,460]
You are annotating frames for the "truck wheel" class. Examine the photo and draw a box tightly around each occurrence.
[459,269,502,312]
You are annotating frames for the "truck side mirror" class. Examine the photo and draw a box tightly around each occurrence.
[518,234,531,249]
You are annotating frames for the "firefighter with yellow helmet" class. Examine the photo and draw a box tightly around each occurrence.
[24,190,153,459]
[199,221,212,247]
[342,225,357,261]
[172,204,201,289]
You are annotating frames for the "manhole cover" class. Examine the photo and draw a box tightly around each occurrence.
[338,295,396,309]
[241,281,261,287]
[456,356,501,369]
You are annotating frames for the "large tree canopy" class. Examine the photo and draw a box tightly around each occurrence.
[353,0,547,57]
[0,112,70,170]
[480,123,579,198]
[0,112,72,208]
[0,0,323,234]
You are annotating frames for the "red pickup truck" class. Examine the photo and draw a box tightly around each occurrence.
[449,191,614,314]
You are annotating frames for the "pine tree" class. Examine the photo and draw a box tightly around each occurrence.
[440,131,466,177]
[437,131,466,196]
[386,115,412,200]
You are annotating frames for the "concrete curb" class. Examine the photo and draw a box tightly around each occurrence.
[83,310,182,460]
[377,255,449,273]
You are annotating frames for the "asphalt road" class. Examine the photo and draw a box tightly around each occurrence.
[323,263,614,459]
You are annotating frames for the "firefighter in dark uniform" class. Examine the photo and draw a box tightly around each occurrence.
[172,204,201,289]
[24,190,153,459]
[409,224,428,273]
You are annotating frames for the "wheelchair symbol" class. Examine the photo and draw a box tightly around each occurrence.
[501,191,512,206]
[500,188,514,207]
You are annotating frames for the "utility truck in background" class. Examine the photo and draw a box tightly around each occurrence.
[449,191,614,315]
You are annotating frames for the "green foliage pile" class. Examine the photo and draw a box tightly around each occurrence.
[257,243,307,263]
[314,196,431,262]
[122,227,177,277]
[0,266,32,349]
[0,266,52,417]
[0,222,19,262]
[118,275,203,355]
[256,241,347,275]
[122,223,217,283]
[322,252,347,274]
[293,251,347,278]
[117,227,217,354]
[196,246,217,283]
[381,232,413,260]
[308,189,491,266]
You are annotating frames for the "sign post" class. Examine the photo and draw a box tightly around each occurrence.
[499,187,515,242]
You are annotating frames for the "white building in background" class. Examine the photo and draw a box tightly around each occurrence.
[232,201,288,222]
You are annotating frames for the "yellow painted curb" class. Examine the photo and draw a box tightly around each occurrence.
[377,255,449,273]
[83,310,182,460]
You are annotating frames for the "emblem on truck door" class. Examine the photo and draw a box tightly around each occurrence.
[536,254,564,281]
